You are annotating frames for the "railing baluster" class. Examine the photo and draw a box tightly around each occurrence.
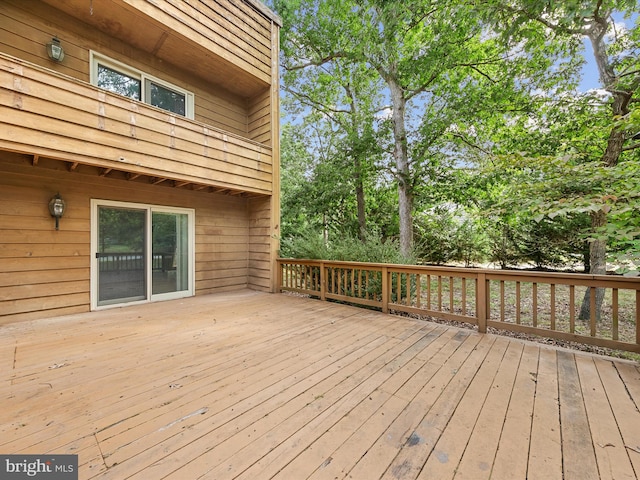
[570,285,575,333]
[532,283,538,328]
[550,284,556,331]
[516,281,521,325]
[406,274,412,306]
[477,273,487,333]
[427,275,432,310]
[343,268,348,295]
[417,274,422,308]
[365,270,370,300]
[438,276,443,312]
[500,280,505,322]
[449,276,454,314]
[590,287,597,337]
[486,279,491,321]
[461,277,466,316]
[612,288,619,341]
[636,290,640,346]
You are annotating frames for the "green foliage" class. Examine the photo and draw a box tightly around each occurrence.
[279,229,414,265]
[269,0,640,275]
[414,206,488,266]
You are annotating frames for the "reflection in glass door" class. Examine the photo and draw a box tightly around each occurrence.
[97,206,147,306]
[152,212,189,296]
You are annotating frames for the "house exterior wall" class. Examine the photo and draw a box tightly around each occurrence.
[0,0,281,323]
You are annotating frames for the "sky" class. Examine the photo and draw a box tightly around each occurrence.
[579,12,638,92]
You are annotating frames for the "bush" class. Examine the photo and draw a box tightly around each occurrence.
[279,229,414,264]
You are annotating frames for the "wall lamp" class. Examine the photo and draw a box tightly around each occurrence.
[48,193,66,230]
[46,37,65,62]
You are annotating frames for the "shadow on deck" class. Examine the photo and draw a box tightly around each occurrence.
[1,290,639,479]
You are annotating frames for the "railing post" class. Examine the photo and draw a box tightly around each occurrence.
[276,260,282,293]
[477,273,487,333]
[320,261,326,301]
[382,265,389,314]
[636,290,640,346]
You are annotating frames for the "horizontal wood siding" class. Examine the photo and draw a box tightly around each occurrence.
[0,55,273,194]
[248,88,273,146]
[248,197,273,291]
[153,0,273,79]
[0,0,256,136]
[0,152,255,324]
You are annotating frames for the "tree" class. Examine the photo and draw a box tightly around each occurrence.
[273,0,533,256]
[481,0,640,317]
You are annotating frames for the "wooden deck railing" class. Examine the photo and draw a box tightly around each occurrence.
[277,259,640,354]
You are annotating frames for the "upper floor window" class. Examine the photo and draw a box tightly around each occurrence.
[90,52,194,119]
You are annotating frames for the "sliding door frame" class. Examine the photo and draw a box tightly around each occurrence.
[90,199,195,311]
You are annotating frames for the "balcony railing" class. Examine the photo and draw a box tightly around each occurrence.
[0,54,273,195]
[277,259,640,354]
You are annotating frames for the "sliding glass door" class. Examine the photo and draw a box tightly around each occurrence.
[92,201,194,309]
[96,206,147,306]
[152,211,189,296]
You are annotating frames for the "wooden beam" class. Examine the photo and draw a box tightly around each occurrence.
[69,162,79,172]
[152,177,167,185]
[151,31,169,55]
[32,155,39,166]
[175,181,190,188]
[192,185,208,191]
[127,173,141,181]
[100,168,112,177]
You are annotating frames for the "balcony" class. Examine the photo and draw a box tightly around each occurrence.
[0,54,274,196]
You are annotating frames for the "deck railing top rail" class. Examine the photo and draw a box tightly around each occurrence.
[277,258,640,354]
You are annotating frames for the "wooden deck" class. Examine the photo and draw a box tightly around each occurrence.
[1,290,640,479]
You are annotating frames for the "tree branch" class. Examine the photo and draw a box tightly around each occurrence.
[502,4,584,35]
[450,132,494,156]
[621,142,640,152]
[285,52,349,71]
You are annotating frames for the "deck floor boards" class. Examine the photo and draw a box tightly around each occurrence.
[1,290,639,479]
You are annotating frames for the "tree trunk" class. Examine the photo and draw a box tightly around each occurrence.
[354,155,367,242]
[577,24,632,320]
[578,210,606,320]
[387,79,413,257]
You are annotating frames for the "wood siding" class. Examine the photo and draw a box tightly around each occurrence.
[0,0,281,322]
[0,152,274,324]
[0,0,265,136]
[248,197,274,291]
[0,55,274,195]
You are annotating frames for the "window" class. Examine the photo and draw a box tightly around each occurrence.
[90,52,194,119]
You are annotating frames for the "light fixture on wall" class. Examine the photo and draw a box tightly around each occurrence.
[48,193,66,230]
[46,37,65,62]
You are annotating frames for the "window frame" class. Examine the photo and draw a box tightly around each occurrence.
[90,51,195,119]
